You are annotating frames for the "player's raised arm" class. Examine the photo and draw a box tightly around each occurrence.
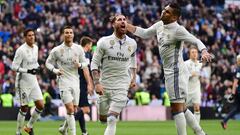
[12,49,27,73]
[176,26,212,62]
[126,22,159,39]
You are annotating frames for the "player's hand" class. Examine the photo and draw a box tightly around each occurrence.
[95,83,104,95]
[191,71,197,77]
[73,60,80,69]
[27,68,40,75]
[129,80,136,89]
[201,49,212,63]
[53,68,64,76]
[87,83,94,96]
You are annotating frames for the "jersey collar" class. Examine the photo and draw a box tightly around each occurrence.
[163,21,178,29]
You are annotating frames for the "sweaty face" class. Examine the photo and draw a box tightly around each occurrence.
[25,31,35,46]
[189,48,198,60]
[64,28,74,43]
[113,15,127,35]
[160,5,177,24]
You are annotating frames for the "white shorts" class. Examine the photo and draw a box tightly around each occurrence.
[59,86,80,106]
[186,91,201,106]
[98,89,128,116]
[17,85,43,106]
[165,71,188,103]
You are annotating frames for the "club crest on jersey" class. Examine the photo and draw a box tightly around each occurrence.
[109,40,115,49]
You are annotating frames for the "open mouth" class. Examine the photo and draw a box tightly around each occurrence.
[120,25,126,29]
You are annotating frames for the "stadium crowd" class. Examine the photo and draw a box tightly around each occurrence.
[0,0,239,108]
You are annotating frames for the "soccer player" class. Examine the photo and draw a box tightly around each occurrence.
[91,14,137,135]
[126,3,212,135]
[185,46,203,123]
[221,54,240,129]
[76,36,94,135]
[45,26,89,135]
[12,28,44,135]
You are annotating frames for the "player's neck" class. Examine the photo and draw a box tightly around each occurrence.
[191,58,197,62]
[64,41,73,47]
[26,42,34,48]
[114,32,125,39]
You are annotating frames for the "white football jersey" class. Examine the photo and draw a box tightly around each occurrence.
[46,42,88,88]
[91,34,137,90]
[12,43,40,89]
[134,21,206,77]
[184,59,202,93]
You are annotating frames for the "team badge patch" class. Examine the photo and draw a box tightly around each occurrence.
[110,40,115,45]
[109,40,115,49]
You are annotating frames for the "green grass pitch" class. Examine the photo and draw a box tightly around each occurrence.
[0,120,239,135]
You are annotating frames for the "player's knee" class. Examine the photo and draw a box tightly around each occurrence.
[107,114,118,124]
[99,115,107,123]
[36,103,44,111]
[193,105,200,112]
[20,105,28,112]
[82,107,90,114]
[171,103,185,113]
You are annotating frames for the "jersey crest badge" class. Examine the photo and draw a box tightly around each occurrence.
[109,40,115,49]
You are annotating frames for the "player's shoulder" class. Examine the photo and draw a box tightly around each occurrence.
[184,59,191,64]
[73,43,83,49]
[50,44,62,53]
[16,43,27,52]
[99,35,112,42]
[154,21,164,27]
[126,35,137,46]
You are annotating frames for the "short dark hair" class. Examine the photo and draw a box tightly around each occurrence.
[169,3,181,17]
[80,36,93,47]
[62,25,73,33]
[189,45,198,51]
[109,14,123,24]
[24,28,34,37]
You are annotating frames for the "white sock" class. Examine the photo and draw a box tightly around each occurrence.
[27,108,42,128]
[194,111,201,123]
[173,112,187,135]
[16,110,26,134]
[66,113,76,135]
[62,120,68,130]
[184,109,205,135]
[104,115,117,135]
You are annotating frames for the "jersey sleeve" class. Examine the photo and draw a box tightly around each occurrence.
[91,38,104,71]
[12,48,27,73]
[176,26,207,51]
[133,22,160,39]
[45,48,57,71]
[130,40,137,69]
